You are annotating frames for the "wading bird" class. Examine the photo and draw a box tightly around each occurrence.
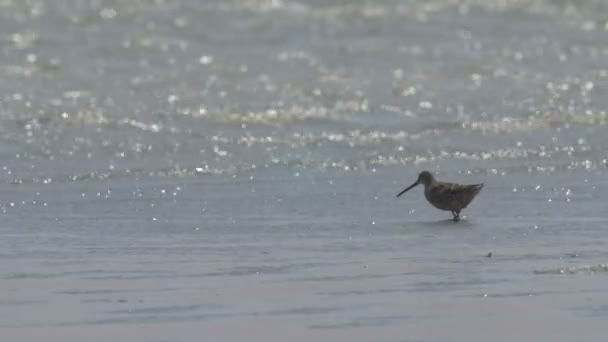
[396,171,483,221]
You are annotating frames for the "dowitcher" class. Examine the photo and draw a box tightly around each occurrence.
[396,170,483,221]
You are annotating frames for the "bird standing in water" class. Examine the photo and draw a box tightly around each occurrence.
[396,171,483,221]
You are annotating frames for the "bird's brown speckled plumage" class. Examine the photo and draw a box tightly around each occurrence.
[396,170,483,221]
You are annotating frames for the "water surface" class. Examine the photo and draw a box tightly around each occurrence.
[1,0,608,341]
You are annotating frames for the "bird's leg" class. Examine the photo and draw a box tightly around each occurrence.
[452,211,460,222]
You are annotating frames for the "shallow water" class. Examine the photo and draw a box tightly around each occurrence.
[1,0,608,341]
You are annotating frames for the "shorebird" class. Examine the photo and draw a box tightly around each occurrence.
[396,170,483,221]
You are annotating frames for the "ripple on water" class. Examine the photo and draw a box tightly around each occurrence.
[533,264,608,275]
[105,304,221,316]
[310,314,433,329]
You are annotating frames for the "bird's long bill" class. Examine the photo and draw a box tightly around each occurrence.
[396,181,419,197]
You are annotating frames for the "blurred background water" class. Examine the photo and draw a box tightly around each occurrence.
[1,0,608,341]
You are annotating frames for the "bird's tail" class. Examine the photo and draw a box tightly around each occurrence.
[471,183,484,194]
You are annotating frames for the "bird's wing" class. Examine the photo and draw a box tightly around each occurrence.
[445,183,483,207]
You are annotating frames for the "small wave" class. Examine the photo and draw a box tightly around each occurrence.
[106,304,217,316]
[9,164,242,185]
[311,314,416,329]
[17,110,162,133]
[534,264,608,275]
[464,110,608,134]
[206,106,349,126]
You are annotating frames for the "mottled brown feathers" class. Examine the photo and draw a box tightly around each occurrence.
[397,171,483,221]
